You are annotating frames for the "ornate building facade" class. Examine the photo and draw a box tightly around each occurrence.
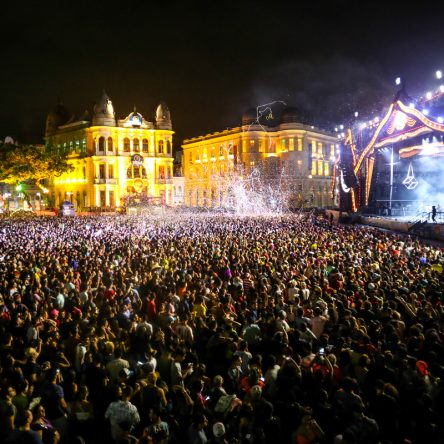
[182,107,338,208]
[45,91,174,209]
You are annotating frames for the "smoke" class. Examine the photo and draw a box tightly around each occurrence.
[410,155,444,210]
[244,55,394,128]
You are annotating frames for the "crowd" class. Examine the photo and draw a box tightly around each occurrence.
[0,212,443,444]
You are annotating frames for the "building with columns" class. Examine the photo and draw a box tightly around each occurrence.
[45,91,174,209]
[182,106,338,208]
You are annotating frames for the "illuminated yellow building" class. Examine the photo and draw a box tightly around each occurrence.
[45,91,174,208]
[182,107,338,208]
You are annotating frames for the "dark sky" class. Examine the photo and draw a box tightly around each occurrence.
[2,0,444,149]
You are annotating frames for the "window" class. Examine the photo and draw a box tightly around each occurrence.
[107,137,113,151]
[289,138,294,151]
[297,160,302,171]
[99,190,106,207]
[317,160,323,176]
[82,139,87,153]
[298,138,303,151]
[98,137,105,151]
[142,139,149,152]
[127,165,146,179]
[318,142,323,158]
[109,191,115,207]
[159,165,165,179]
[124,138,130,152]
[82,167,86,179]
[258,140,264,153]
[324,162,330,176]
[281,139,286,151]
[158,140,164,154]
[330,144,335,157]
[167,140,171,154]
[311,161,316,176]
[108,165,114,178]
[99,164,106,179]
[133,138,140,152]
[219,145,224,157]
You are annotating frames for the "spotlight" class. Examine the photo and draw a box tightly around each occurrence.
[354,111,359,117]
[426,91,433,100]
[438,117,444,123]
[440,85,444,93]
[436,70,442,79]
[423,109,429,115]
[395,77,402,85]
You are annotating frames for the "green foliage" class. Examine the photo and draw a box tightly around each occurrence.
[0,141,73,185]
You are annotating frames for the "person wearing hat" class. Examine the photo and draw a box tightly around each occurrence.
[211,421,227,443]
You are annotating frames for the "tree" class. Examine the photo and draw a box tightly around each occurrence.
[0,141,73,189]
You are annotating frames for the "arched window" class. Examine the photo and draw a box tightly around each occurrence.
[142,139,149,152]
[107,137,113,151]
[124,138,130,152]
[158,140,164,154]
[166,140,171,154]
[127,165,147,179]
[159,165,165,179]
[133,138,140,152]
[98,137,105,151]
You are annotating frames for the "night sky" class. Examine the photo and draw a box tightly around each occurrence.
[2,1,444,149]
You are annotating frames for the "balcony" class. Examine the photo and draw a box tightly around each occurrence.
[94,178,117,184]
[156,178,173,185]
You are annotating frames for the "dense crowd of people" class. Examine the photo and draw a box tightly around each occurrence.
[0,212,443,444]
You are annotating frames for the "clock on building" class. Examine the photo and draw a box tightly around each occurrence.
[130,114,142,126]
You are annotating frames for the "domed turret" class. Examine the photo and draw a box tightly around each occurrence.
[242,108,258,126]
[45,101,70,136]
[155,101,172,130]
[92,90,116,126]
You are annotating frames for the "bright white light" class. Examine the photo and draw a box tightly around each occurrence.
[334,127,338,132]
[438,117,444,123]
[339,124,344,130]
[423,109,429,115]
[374,116,379,123]
[436,70,442,79]
[409,102,415,108]
[426,91,433,100]
[440,85,444,93]
[395,77,402,85]
[360,123,367,130]
[354,111,359,117]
